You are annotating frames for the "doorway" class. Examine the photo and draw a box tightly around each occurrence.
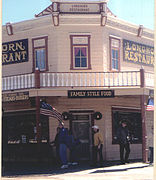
[70,111,93,161]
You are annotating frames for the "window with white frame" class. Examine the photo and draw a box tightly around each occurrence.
[32,36,48,71]
[70,35,91,70]
[110,37,120,71]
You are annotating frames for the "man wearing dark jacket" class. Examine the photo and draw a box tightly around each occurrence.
[117,120,131,164]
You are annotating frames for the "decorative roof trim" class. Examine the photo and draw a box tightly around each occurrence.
[35,3,116,18]
[35,5,53,18]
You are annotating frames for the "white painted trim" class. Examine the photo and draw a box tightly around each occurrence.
[109,34,122,39]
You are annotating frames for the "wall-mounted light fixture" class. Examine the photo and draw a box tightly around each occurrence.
[6,22,13,35]
[101,2,107,26]
[138,25,144,37]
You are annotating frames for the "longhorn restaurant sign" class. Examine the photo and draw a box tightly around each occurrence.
[123,39,154,66]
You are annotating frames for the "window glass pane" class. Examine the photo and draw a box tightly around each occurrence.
[35,49,46,71]
[112,59,115,69]
[81,58,87,67]
[74,46,88,68]
[40,49,46,70]
[112,49,115,58]
[81,48,86,56]
[75,58,80,67]
[75,48,80,56]
[115,50,118,59]
[116,60,118,69]
[111,39,120,70]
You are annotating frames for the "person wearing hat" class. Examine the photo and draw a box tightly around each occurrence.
[92,125,104,167]
[116,120,131,164]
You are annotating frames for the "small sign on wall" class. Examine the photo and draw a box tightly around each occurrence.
[59,3,100,14]
[68,90,114,98]
[2,91,29,102]
[2,39,29,65]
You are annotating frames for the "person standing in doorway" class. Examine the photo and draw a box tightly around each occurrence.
[92,125,104,167]
[116,120,131,164]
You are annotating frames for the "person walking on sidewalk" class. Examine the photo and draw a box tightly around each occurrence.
[117,120,131,164]
[58,123,69,169]
[92,125,104,167]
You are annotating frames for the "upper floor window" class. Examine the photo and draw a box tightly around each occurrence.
[110,37,120,71]
[35,48,46,71]
[70,35,91,70]
[32,36,48,72]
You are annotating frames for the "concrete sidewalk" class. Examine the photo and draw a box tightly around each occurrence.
[2,162,154,180]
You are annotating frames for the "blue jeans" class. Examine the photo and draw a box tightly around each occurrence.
[59,143,67,165]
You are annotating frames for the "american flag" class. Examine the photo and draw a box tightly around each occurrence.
[40,101,63,124]
[146,98,154,111]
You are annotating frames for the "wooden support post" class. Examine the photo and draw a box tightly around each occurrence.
[141,94,148,163]
[140,68,148,163]
[35,68,41,143]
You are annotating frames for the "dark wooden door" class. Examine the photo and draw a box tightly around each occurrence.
[71,113,92,160]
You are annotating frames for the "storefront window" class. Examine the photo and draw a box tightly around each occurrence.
[3,111,49,144]
[112,108,142,144]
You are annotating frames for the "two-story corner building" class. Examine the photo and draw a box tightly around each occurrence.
[2,0,154,164]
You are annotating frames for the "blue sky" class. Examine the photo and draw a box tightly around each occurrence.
[2,0,154,29]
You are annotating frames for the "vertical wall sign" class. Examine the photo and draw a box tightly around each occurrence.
[2,39,29,65]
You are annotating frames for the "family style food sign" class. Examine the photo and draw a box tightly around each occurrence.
[123,39,154,66]
[2,39,28,65]
[68,90,114,98]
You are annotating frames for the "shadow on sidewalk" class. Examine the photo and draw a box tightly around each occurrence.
[2,159,145,177]
[90,164,150,174]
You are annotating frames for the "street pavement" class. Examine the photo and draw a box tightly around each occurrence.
[2,162,154,180]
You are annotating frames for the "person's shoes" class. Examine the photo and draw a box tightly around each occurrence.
[149,162,153,166]
[61,164,68,169]
[72,162,78,165]
[67,162,72,165]
[121,161,125,164]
